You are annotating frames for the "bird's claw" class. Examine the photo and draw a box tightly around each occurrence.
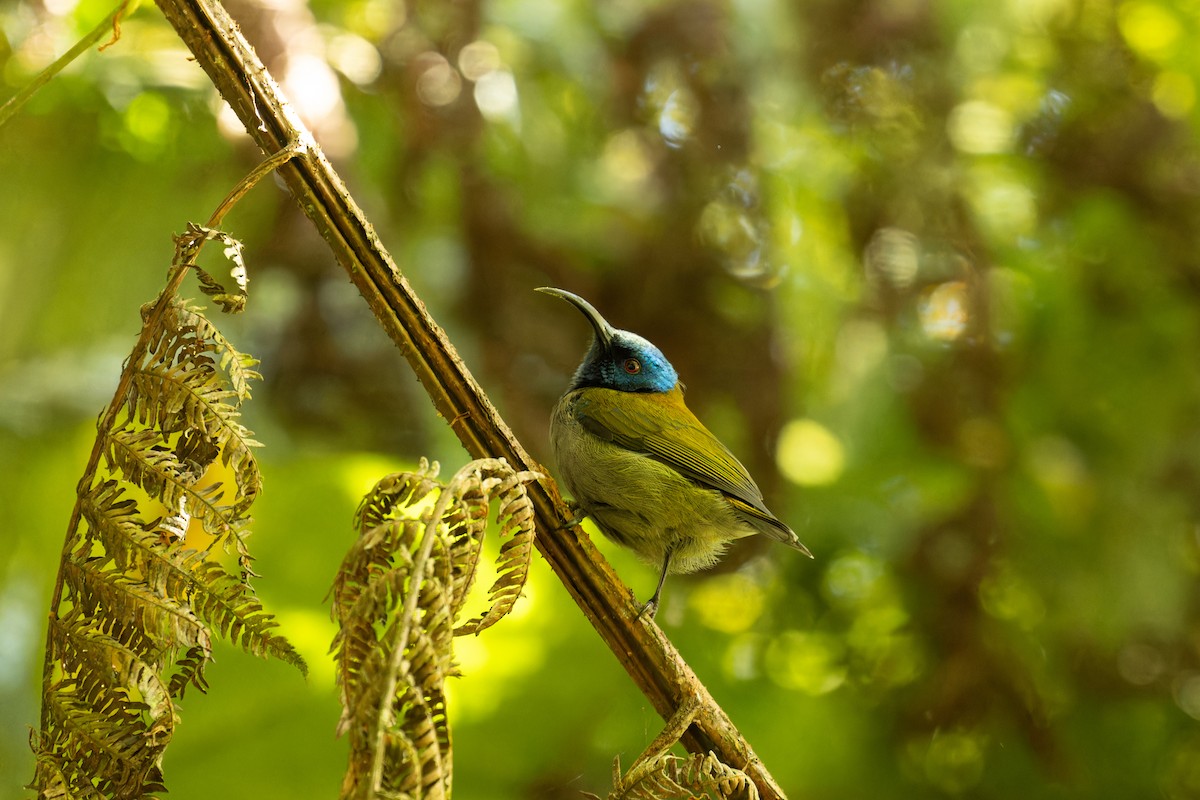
[636,598,659,621]
[555,500,588,531]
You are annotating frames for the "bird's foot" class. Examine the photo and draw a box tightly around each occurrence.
[554,500,588,531]
[635,550,670,622]
[635,598,659,621]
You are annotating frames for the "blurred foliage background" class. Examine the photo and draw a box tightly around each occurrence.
[4,0,1200,796]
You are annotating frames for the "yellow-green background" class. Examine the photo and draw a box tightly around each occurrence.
[4,0,1200,796]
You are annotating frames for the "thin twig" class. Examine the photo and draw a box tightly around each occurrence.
[207,142,307,228]
[0,0,138,129]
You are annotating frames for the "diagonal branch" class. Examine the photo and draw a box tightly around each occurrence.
[152,1,788,797]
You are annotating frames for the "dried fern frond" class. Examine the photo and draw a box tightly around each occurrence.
[592,698,759,800]
[174,222,250,314]
[331,458,540,800]
[32,226,303,800]
[609,752,760,800]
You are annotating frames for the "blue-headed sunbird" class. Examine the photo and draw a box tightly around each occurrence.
[539,287,811,618]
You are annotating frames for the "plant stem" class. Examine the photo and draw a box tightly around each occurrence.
[0,0,138,129]
[152,1,790,796]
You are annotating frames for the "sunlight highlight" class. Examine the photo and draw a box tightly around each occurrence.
[122,92,173,156]
[1153,70,1195,118]
[919,281,969,341]
[600,129,656,195]
[947,100,1014,154]
[337,453,412,508]
[43,0,78,15]
[272,608,337,685]
[865,227,920,288]
[658,88,697,147]
[458,40,502,80]
[284,54,343,121]
[765,630,846,695]
[969,176,1036,240]
[416,53,462,106]
[475,70,519,121]
[776,418,845,486]
[1118,1,1181,61]
[689,573,766,633]
[327,33,382,86]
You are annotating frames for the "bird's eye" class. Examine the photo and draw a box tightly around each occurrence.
[623,358,642,374]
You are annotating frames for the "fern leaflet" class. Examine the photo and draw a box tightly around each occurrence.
[330,458,540,800]
[33,228,303,799]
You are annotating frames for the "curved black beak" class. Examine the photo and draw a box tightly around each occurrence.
[536,287,615,351]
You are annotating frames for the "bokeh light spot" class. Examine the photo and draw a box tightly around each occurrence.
[600,129,655,193]
[698,200,763,278]
[416,53,462,106]
[285,54,343,121]
[1027,435,1094,530]
[658,88,697,146]
[689,572,765,634]
[328,33,382,86]
[831,319,889,401]
[0,577,39,691]
[475,70,519,122]
[344,0,404,39]
[823,551,884,607]
[947,100,1014,154]
[865,227,920,288]
[122,92,173,155]
[1176,673,1200,720]
[918,729,987,793]
[969,176,1036,239]
[1153,70,1195,119]
[1117,641,1166,686]
[918,281,969,341]
[458,40,502,81]
[979,563,1045,629]
[956,25,1008,73]
[765,630,846,695]
[722,633,765,681]
[776,418,845,487]
[1118,1,1181,61]
[1009,0,1070,26]
[847,606,924,688]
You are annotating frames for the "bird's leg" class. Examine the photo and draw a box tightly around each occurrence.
[554,499,588,531]
[637,548,673,621]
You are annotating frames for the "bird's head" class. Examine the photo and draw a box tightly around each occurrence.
[538,287,679,394]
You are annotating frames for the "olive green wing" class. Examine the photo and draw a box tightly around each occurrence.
[572,389,809,553]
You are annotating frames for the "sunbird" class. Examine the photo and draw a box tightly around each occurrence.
[539,287,811,618]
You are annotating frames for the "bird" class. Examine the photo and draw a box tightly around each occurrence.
[538,287,811,619]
